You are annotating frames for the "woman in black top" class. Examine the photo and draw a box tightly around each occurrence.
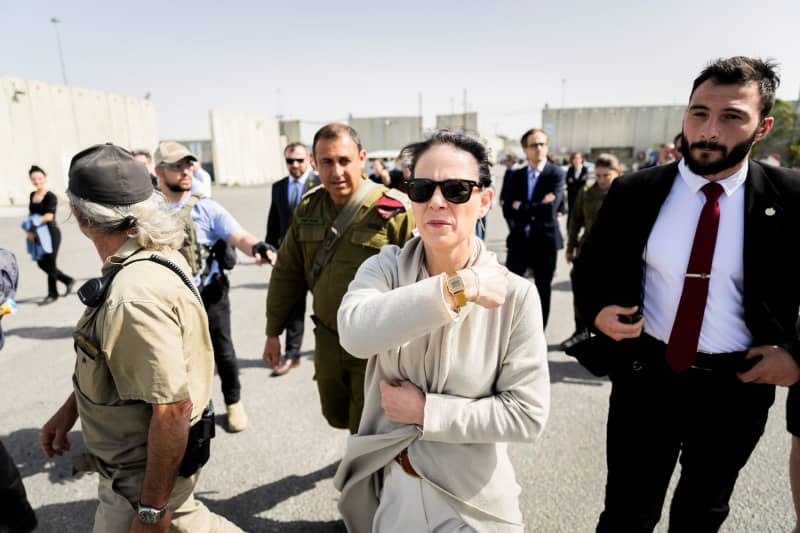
[27,165,74,305]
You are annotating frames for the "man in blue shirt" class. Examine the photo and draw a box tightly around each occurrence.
[155,142,273,433]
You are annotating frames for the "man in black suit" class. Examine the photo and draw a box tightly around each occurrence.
[574,56,800,532]
[501,128,565,327]
[565,151,589,222]
[265,142,320,376]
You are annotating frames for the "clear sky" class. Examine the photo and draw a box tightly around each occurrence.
[3,0,799,141]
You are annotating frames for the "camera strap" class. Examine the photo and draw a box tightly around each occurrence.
[78,254,202,307]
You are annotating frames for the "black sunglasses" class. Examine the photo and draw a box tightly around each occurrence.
[285,158,305,165]
[406,178,481,204]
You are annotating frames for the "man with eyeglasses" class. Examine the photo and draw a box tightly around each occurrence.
[263,123,415,434]
[155,141,272,433]
[501,128,566,327]
[264,142,320,376]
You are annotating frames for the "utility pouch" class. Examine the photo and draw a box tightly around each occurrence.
[179,401,215,478]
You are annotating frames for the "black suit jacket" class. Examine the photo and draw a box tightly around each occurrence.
[501,162,567,251]
[574,160,800,364]
[265,172,321,248]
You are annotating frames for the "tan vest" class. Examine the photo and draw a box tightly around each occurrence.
[72,238,214,478]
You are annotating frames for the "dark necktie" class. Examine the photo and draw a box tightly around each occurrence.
[664,182,725,373]
[289,181,300,212]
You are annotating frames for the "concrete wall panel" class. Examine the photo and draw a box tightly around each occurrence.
[210,110,283,186]
[0,77,158,205]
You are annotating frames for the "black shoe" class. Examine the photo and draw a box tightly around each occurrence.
[38,295,58,306]
[63,279,75,296]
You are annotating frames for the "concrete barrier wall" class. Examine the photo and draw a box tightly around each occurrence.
[0,76,158,206]
[542,105,685,155]
[209,110,284,186]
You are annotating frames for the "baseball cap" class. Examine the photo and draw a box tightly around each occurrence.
[154,141,198,166]
[68,143,154,206]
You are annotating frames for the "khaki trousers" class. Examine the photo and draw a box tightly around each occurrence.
[93,471,242,532]
[372,461,476,533]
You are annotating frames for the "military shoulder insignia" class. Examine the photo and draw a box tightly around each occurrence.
[298,216,324,225]
[302,183,324,199]
[374,190,409,220]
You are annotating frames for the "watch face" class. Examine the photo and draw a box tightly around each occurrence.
[138,506,165,525]
[447,276,465,293]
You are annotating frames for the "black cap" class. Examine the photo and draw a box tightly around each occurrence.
[68,143,154,206]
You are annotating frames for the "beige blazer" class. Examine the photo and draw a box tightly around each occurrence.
[334,237,550,533]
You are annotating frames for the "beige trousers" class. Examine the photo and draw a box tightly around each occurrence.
[93,471,242,532]
[372,461,476,533]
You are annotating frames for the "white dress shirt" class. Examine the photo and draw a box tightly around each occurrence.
[642,159,752,353]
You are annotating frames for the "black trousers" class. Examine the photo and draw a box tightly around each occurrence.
[597,338,774,533]
[506,242,557,327]
[201,274,241,405]
[35,225,73,298]
[0,440,36,530]
[284,297,306,359]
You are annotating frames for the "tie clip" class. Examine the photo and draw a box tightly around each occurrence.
[685,272,710,279]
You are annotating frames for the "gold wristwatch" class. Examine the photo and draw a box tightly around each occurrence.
[445,273,467,311]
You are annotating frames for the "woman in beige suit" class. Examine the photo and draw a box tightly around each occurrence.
[334,130,550,533]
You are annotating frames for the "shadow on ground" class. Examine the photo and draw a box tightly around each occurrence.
[198,461,345,532]
[4,326,74,340]
[230,282,269,291]
[33,499,96,532]
[2,428,86,484]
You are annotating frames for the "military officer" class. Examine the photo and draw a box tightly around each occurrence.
[263,123,415,434]
[40,144,240,532]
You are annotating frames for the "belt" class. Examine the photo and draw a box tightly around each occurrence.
[640,333,755,373]
[394,449,420,478]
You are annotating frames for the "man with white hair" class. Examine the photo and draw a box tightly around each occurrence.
[40,143,241,532]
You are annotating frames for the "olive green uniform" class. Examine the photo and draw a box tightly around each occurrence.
[566,182,609,259]
[566,182,610,331]
[266,179,415,433]
[72,238,240,532]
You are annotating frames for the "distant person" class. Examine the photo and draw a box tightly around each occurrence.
[156,141,272,433]
[334,130,549,532]
[192,161,213,198]
[131,149,159,189]
[40,144,241,531]
[562,153,621,348]
[264,142,320,376]
[565,151,589,220]
[24,165,74,305]
[658,141,678,165]
[263,123,415,434]
[0,248,36,533]
[501,128,566,327]
[368,159,391,186]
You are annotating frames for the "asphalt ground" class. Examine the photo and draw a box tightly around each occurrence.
[0,181,792,532]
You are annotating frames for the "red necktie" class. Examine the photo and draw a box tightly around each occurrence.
[664,182,725,373]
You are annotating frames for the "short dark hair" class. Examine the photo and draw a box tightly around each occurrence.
[131,149,152,162]
[312,123,363,154]
[520,128,548,148]
[400,130,493,187]
[284,142,307,155]
[28,165,45,176]
[690,56,780,119]
[594,153,620,171]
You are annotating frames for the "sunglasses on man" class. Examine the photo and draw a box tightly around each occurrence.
[285,158,305,165]
[159,159,194,172]
[406,178,482,204]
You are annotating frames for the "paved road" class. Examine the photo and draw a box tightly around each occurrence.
[0,182,792,532]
